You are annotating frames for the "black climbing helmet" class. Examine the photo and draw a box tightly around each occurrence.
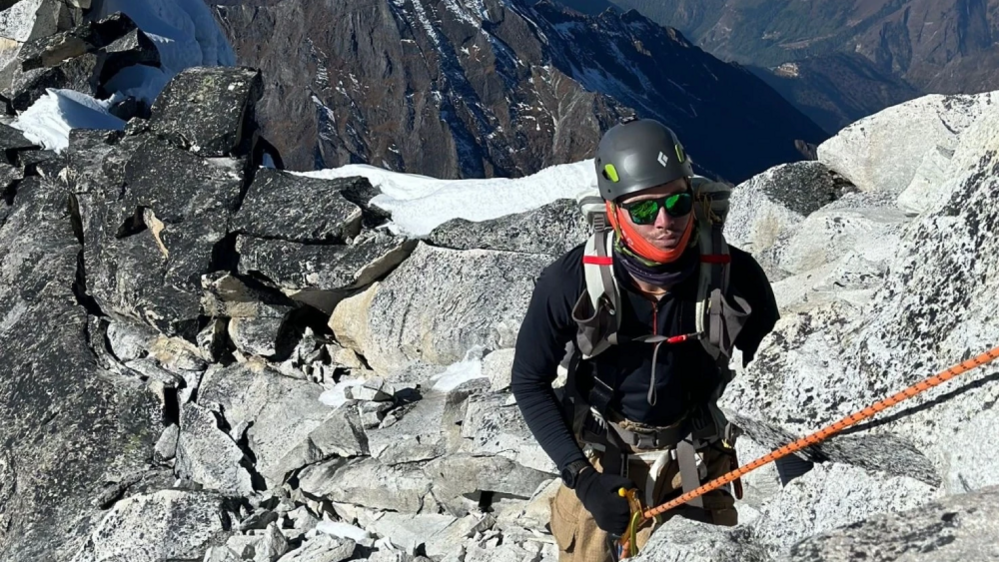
[594,119,694,202]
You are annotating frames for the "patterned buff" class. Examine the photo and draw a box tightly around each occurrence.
[613,238,698,287]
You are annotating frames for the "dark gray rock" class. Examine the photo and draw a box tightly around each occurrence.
[423,454,554,515]
[200,271,297,318]
[233,169,364,242]
[236,231,416,311]
[197,363,369,488]
[63,128,123,192]
[366,391,471,465]
[237,508,280,532]
[17,146,60,169]
[0,161,23,193]
[484,348,515,392]
[0,198,10,227]
[458,393,556,474]
[154,424,180,461]
[273,534,355,562]
[786,486,999,562]
[229,312,290,358]
[631,517,763,562]
[86,316,143,380]
[0,0,82,40]
[367,512,469,557]
[150,66,263,157]
[330,242,552,374]
[108,94,148,121]
[82,137,244,337]
[16,12,156,86]
[0,13,156,112]
[175,402,256,497]
[98,25,160,84]
[749,161,858,217]
[16,24,90,74]
[0,121,36,151]
[746,462,936,556]
[126,356,185,388]
[297,457,436,513]
[427,198,589,256]
[3,51,99,111]
[8,146,61,181]
[335,175,390,226]
[197,317,230,364]
[68,490,238,562]
[204,546,243,562]
[105,318,159,362]
[98,129,148,185]
[726,411,940,486]
[0,176,161,559]
[226,523,289,561]
[0,0,87,103]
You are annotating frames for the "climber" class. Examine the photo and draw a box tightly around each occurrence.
[511,118,797,561]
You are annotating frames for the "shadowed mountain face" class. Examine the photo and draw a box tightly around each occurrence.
[212,0,827,181]
[747,53,923,134]
[581,0,999,132]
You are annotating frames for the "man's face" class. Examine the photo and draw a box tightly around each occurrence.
[618,178,692,252]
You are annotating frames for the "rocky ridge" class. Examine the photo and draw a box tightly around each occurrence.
[2,4,999,562]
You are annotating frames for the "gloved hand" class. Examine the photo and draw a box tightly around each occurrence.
[573,467,635,536]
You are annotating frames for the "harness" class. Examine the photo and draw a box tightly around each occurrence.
[566,176,752,507]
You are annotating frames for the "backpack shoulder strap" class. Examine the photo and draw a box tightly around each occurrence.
[583,229,618,313]
[575,229,620,360]
[693,177,733,361]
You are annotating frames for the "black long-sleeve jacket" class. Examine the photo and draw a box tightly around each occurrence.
[511,243,780,472]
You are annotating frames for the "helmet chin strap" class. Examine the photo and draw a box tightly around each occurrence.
[606,201,694,265]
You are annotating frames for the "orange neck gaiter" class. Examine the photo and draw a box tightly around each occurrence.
[606,201,694,264]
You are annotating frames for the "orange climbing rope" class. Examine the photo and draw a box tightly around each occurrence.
[617,344,999,558]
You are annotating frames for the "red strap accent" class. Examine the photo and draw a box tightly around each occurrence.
[583,256,614,266]
[701,254,731,264]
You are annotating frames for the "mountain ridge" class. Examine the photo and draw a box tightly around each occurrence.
[212,0,828,182]
[575,0,999,132]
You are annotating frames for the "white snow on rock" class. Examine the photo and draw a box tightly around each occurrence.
[299,160,596,236]
[11,0,236,151]
[430,348,488,393]
[12,88,125,151]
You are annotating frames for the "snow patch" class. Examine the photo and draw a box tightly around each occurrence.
[94,0,235,73]
[297,159,596,236]
[12,89,125,152]
[103,65,172,107]
[316,520,374,543]
[318,379,366,408]
[430,350,487,392]
[11,0,235,152]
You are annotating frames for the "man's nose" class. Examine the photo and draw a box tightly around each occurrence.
[654,206,672,228]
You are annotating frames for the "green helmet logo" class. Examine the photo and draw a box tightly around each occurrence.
[603,164,620,183]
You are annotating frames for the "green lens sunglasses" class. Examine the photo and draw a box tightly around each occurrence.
[620,189,693,225]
